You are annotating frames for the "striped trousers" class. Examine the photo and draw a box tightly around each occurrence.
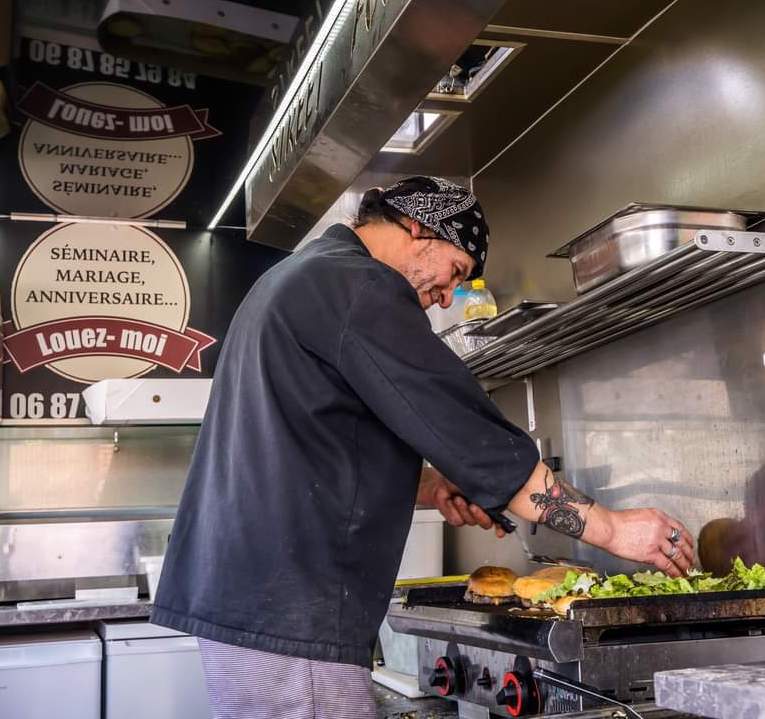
[198,638,378,719]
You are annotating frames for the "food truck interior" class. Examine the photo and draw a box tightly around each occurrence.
[0,1,764,718]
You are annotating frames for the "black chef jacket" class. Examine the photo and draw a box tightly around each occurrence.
[151,224,539,667]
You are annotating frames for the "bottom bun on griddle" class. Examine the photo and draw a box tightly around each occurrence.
[464,565,518,604]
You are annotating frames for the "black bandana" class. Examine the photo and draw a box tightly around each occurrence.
[381,176,489,279]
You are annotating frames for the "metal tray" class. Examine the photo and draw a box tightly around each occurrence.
[438,319,496,357]
[549,203,757,294]
[469,300,560,337]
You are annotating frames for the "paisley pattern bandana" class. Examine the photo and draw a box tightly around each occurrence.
[382,176,489,279]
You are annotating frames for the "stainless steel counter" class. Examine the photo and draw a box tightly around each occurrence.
[655,662,765,719]
[373,684,695,719]
[0,599,152,627]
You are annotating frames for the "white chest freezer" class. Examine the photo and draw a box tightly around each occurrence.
[0,631,101,719]
[97,621,211,719]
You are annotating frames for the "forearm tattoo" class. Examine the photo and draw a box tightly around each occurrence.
[530,470,594,538]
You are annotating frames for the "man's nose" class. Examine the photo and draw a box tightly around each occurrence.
[439,288,454,308]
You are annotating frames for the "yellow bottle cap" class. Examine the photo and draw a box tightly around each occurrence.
[471,278,486,289]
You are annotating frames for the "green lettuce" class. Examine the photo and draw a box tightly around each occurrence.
[590,574,635,598]
[632,571,670,586]
[724,557,765,590]
[529,558,765,605]
[637,571,694,594]
[628,585,654,596]
[695,575,726,592]
[570,572,598,595]
[533,571,598,604]
[664,577,694,594]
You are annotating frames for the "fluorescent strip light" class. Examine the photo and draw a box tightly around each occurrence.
[206,0,350,231]
[10,212,186,229]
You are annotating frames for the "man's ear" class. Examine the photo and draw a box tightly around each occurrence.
[409,220,426,238]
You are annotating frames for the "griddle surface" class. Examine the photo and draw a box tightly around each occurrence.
[404,585,765,629]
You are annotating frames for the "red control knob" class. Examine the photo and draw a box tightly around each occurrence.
[428,656,456,697]
[495,671,541,716]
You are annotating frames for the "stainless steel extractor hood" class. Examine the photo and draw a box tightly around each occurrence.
[238,0,507,250]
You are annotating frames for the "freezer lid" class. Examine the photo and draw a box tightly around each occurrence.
[0,630,101,669]
[97,620,190,641]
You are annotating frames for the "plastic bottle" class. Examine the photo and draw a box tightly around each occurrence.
[463,278,498,320]
[427,284,469,332]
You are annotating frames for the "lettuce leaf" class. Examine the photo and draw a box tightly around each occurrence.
[533,571,597,604]
[528,558,765,605]
[533,570,579,603]
[571,572,598,595]
[748,564,765,589]
[724,557,765,590]
[695,576,726,592]
[590,574,635,598]
[633,571,670,586]
[628,585,654,596]
[662,577,694,594]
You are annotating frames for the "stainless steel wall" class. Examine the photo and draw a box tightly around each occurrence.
[558,283,765,573]
[474,0,765,308]
[0,426,196,514]
[0,425,196,598]
[452,0,765,573]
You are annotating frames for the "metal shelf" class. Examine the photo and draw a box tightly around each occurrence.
[465,230,765,383]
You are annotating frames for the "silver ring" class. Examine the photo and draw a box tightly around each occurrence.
[669,527,681,544]
[665,544,678,560]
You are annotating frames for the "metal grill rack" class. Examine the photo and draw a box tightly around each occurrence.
[464,230,765,383]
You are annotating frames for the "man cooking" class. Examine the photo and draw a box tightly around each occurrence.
[151,176,694,718]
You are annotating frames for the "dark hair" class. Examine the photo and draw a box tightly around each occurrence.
[352,187,405,228]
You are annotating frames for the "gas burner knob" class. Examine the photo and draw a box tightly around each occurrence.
[495,671,541,717]
[428,656,457,696]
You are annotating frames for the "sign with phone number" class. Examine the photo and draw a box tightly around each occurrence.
[27,39,197,90]
[7,392,80,420]
[0,221,288,422]
[2,35,263,226]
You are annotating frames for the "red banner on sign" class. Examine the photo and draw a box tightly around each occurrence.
[2,317,216,373]
[17,82,221,141]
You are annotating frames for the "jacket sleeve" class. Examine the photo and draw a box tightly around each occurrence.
[337,271,539,509]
